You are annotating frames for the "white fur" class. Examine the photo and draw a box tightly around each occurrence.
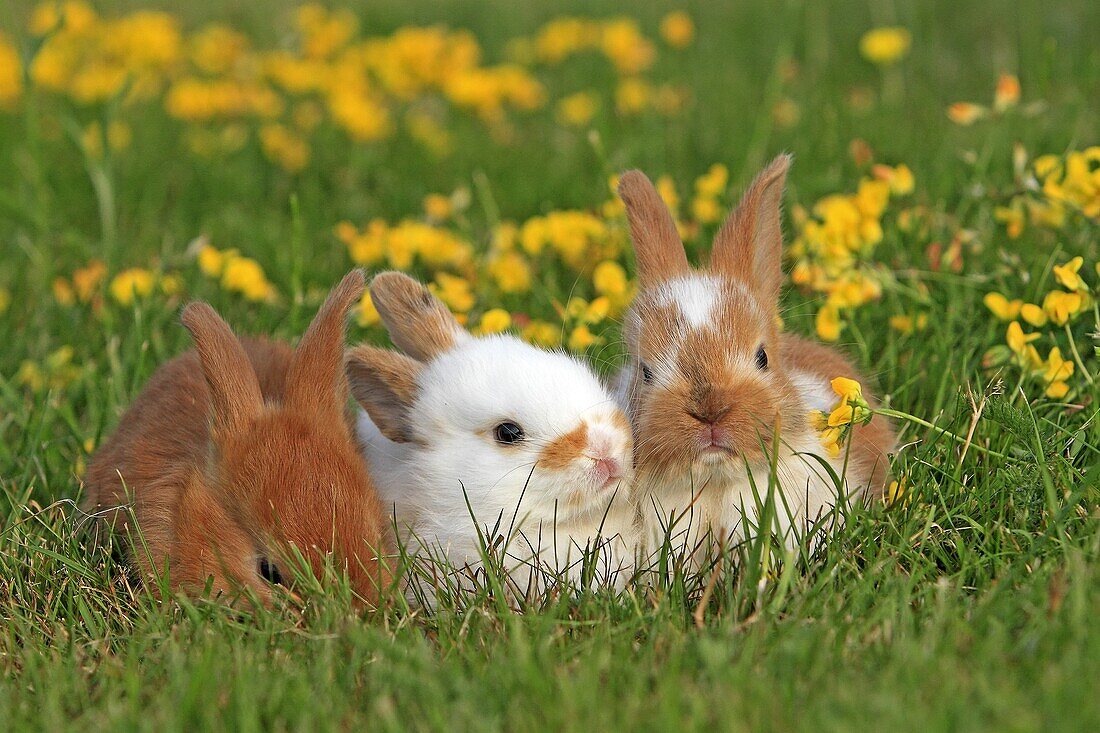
[655,275,722,328]
[357,335,639,597]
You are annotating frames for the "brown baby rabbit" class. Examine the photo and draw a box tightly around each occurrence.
[82,270,389,606]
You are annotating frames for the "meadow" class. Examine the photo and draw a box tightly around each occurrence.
[2,0,1099,730]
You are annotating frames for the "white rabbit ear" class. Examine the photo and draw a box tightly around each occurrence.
[369,271,467,362]
[618,170,690,286]
[710,154,791,304]
[345,345,423,444]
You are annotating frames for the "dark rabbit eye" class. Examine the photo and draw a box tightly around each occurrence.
[641,363,654,384]
[258,557,283,585]
[755,346,768,370]
[493,421,525,445]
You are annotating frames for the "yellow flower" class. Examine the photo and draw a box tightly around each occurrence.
[53,278,76,306]
[692,196,721,224]
[694,164,729,198]
[221,257,275,302]
[659,11,695,49]
[72,260,106,301]
[1040,346,1074,385]
[357,291,380,327]
[818,427,843,458]
[1019,303,1048,327]
[889,313,927,334]
[488,251,532,294]
[815,305,842,341]
[830,377,864,405]
[110,268,156,306]
[259,123,310,173]
[1052,256,1086,292]
[872,164,915,196]
[994,202,1025,238]
[858,27,911,66]
[556,91,599,127]
[522,319,560,348]
[430,272,475,313]
[983,292,1022,321]
[656,175,680,213]
[476,308,511,335]
[0,35,23,108]
[946,102,986,126]
[1005,321,1039,354]
[593,260,628,297]
[197,244,233,278]
[1045,381,1070,399]
[884,477,909,507]
[615,77,651,115]
[568,324,603,352]
[423,194,452,222]
[1042,289,1086,326]
[827,402,871,428]
[993,73,1020,112]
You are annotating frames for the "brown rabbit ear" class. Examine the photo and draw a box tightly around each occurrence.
[285,269,366,418]
[345,345,423,443]
[369,271,466,362]
[181,302,264,438]
[710,154,791,304]
[617,170,690,286]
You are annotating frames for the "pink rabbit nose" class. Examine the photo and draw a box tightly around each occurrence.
[593,456,624,487]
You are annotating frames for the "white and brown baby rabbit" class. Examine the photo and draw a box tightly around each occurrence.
[615,155,895,553]
[345,271,637,596]
[83,270,390,606]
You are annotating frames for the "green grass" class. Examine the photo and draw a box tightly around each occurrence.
[2,0,1099,730]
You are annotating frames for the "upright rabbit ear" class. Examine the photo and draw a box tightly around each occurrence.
[181,302,264,438]
[369,271,467,362]
[618,170,690,286]
[710,154,791,304]
[345,345,423,443]
[284,269,366,418]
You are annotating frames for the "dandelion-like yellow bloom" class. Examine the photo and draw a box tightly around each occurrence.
[221,257,276,302]
[488,251,532,294]
[110,268,156,306]
[556,91,599,127]
[593,261,629,297]
[859,27,911,66]
[568,324,603,352]
[423,194,453,222]
[476,308,512,335]
[431,273,475,313]
[659,11,695,49]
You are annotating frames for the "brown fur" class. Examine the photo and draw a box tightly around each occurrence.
[617,171,690,286]
[82,270,391,606]
[537,423,589,471]
[369,271,460,362]
[618,157,896,499]
[345,345,423,444]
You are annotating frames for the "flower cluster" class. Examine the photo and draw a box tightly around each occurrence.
[984,256,1095,399]
[196,244,278,302]
[995,148,1100,239]
[809,377,874,458]
[788,164,914,340]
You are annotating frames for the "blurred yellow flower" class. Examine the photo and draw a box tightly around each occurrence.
[110,268,156,305]
[889,313,927,334]
[221,256,276,302]
[475,308,512,335]
[993,73,1020,112]
[815,305,842,341]
[73,260,107,301]
[568,324,603,352]
[1019,303,1047,327]
[357,291,380,327]
[522,319,560,348]
[692,196,721,224]
[488,251,532,294]
[1052,256,1086,292]
[859,27,911,66]
[593,260,628,297]
[1042,289,1086,326]
[259,123,310,173]
[423,193,453,222]
[0,34,23,108]
[659,11,695,49]
[556,91,599,127]
[983,292,1022,321]
[694,163,729,198]
[1005,321,1039,355]
[430,272,475,313]
[947,102,986,126]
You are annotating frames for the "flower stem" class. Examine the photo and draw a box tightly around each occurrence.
[1062,323,1094,384]
[874,407,1014,460]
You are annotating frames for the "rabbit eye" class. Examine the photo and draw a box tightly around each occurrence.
[493,421,525,445]
[258,557,283,585]
[641,363,654,384]
[755,346,768,370]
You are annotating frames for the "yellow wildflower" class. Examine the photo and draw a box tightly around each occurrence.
[1052,256,1086,292]
[430,272,475,313]
[0,35,24,108]
[568,324,603,352]
[659,11,695,49]
[476,308,512,335]
[884,477,909,507]
[615,77,651,115]
[1040,346,1074,385]
[830,377,864,404]
[859,27,911,66]
[983,292,1022,321]
[221,257,276,302]
[423,194,453,222]
[556,91,599,127]
[1019,303,1048,327]
[818,427,843,458]
[522,319,560,348]
[488,251,532,294]
[357,291,380,327]
[110,268,156,306]
[259,123,310,173]
[593,260,629,297]
[889,313,927,334]
[993,73,1020,112]
[656,175,680,213]
[815,305,842,341]
[197,245,235,278]
[1042,289,1085,326]
[694,164,729,198]
[1005,321,1039,355]
[692,196,721,224]
[53,278,76,306]
[947,102,986,126]
[1045,381,1070,399]
[159,274,182,295]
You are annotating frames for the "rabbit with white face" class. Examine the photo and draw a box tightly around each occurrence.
[615,155,896,555]
[346,272,637,595]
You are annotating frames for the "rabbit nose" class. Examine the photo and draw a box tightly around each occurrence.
[592,456,624,486]
[687,401,731,426]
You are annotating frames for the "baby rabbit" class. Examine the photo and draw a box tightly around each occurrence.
[346,272,636,596]
[82,270,389,606]
[615,155,895,553]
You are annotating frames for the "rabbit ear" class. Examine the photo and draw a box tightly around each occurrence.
[710,154,791,304]
[345,345,423,443]
[369,271,467,362]
[618,170,690,286]
[284,269,366,419]
[181,302,264,438]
